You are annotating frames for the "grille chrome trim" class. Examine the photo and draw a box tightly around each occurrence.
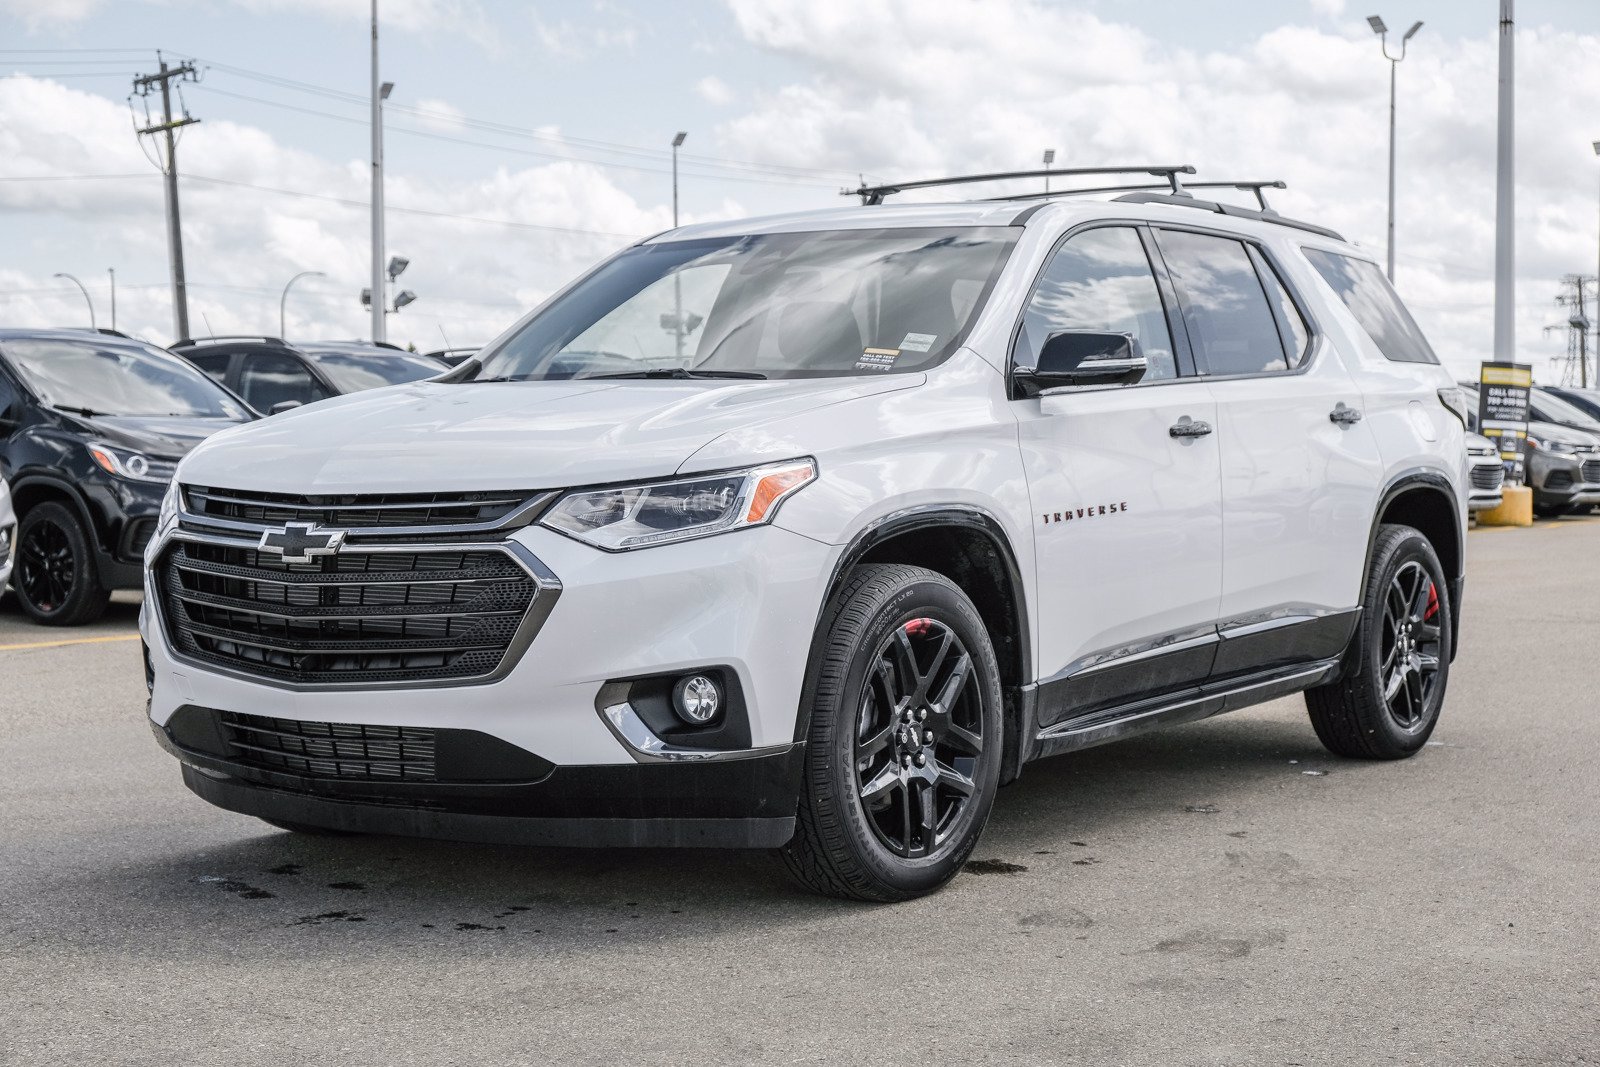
[178,487,559,540]
[151,529,561,692]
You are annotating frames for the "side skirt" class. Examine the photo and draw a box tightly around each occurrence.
[1029,657,1342,762]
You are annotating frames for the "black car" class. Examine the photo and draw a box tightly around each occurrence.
[1543,385,1600,423]
[171,336,448,414]
[0,328,254,624]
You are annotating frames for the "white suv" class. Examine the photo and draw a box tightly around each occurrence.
[143,168,1468,901]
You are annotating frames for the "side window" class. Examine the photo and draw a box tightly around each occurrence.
[1302,247,1439,364]
[1249,247,1311,369]
[237,354,329,411]
[1155,230,1289,376]
[0,368,18,427]
[1015,226,1178,382]
[185,351,233,388]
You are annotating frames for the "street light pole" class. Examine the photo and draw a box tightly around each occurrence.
[370,2,392,345]
[280,270,326,340]
[107,268,116,332]
[671,131,687,228]
[1592,141,1599,388]
[1492,0,1515,365]
[1369,15,1423,282]
[1042,149,1055,194]
[53,273,95,330]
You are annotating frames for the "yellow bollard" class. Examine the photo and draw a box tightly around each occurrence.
[1477,484,1533,527]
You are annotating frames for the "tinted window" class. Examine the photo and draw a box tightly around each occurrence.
[305,351,445,392]
[1,338,249,418]
[185,351,232,387]
[1251,247,1311,368]
[238,354,329,411]
[1156,230,1288,376]
[1303,247,1439,364]
[478,227,1018,381]
[1015,226,1177,381]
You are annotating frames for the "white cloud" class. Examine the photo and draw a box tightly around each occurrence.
[696,75,734,106]
[411,97,466,132]
[1309,0,1346,17]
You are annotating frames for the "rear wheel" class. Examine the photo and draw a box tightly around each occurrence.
[1306,524,1451,759]
[14,502,111,626]
[782,564,1003,901]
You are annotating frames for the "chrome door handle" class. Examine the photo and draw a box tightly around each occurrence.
[1169,417,1213,439]
[1330,403,1364,425]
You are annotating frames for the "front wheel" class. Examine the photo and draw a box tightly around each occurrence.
[14,502,111,626]
[781,564,1003,901]
[1305,524,1451,759]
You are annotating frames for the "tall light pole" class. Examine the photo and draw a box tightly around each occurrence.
[1369,15,1422,282]
[54,273,95,330]
[671,131,687,227]
[280,270,325,339]
[1592,141,1599,388]
[1493,0,1515,364]
[1042,149,1055,194]
[370,1,391,344]
[107,268,116,332]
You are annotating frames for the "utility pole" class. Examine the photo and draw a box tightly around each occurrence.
[108,268,116,332]
[133,55,200,342]
[1552,275,1594,388]
[370,2,390,345]
[1492,0,1515,363]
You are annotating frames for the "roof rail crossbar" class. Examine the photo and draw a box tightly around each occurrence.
[844,164,1197,205]
[173,335,288,347]
[991,179,1287,209]
[1112,191,1345,242]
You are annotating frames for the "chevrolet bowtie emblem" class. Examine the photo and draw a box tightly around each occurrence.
[257,522,347,564]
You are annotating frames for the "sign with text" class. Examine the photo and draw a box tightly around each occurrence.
[1478,361,1531,481]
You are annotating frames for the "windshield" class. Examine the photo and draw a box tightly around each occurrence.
[1532,390,1600,432]
[305,350,446,392]
[474,227,1019,382]
[2,337,250,419]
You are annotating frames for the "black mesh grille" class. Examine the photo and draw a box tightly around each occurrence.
[1584,460,1600,484]
[1547,470,1574,489]
[156,540,537,685]
[1470,464,1504,491]
[183,486,536,530]
[221,711,436,780]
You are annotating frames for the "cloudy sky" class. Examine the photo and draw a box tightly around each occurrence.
[3,0,1600,382]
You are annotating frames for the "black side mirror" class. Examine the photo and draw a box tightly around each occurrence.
[1012,330,1147,398]
[269,400,303,416]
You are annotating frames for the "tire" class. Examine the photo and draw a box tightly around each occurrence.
[13,502,111,626]
[1305,524,1452,759]
[1534,503,1568,519]
[258,818,360,837]
[781,564,1004,902]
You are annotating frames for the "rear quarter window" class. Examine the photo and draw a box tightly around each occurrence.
[1302,247,1439,365]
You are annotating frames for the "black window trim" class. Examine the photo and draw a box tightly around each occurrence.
[1148,223,1324,384]
[1005,218,1200,400]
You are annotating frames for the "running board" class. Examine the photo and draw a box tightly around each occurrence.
[1031,658,1342,761]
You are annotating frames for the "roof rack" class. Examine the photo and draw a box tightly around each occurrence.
[845,165,1196,205]
[1113,191,1344,241]
[173,335,288,348]
[995,179,1288,213]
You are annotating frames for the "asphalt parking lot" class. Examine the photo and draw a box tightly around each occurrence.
[3,520,1598,1067]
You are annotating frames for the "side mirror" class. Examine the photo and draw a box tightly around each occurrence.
[269,400,303,416]
[1013,330,1147,398]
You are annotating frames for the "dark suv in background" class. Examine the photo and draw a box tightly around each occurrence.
[0,329,253,624]
[172,337,447,414]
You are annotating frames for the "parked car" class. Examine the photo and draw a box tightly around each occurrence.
[0,475,14,595]
[0,328,253,624]
[172,337,448,414]
[145,169,1468,901]
[423,347,479,367]
[1542,385,1600,423]
[1460,383,1600,517]
[1465,432,1505,512]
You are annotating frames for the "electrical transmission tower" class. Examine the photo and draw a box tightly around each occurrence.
[132,55,200,342]
[1546,275,1597,387]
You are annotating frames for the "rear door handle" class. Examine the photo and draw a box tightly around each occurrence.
[1169,416,1213,439]
[1330,403,1364,425]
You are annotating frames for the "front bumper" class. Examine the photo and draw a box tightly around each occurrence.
[143,521,835,845]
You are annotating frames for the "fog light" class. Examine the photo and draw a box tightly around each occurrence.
[0,527,10,558]
[672,674,722,725]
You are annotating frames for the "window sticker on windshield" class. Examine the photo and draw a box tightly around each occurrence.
[856,348,900,372]
[899,332,938,353]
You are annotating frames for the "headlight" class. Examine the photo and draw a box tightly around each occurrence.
[541,459,817,551]
[156,480,181,534]
[87,441,168,483]
[1527,435,1581,457]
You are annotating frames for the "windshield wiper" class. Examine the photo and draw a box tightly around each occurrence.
[579,368,767,381]
[52,404,107,418]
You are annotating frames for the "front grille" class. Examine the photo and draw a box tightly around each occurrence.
[156,539,539,685]
[1470,464,1505,492]
[183,486,537,530]
[221,711,436,780]
[1584,460,1600,484]
[1547,470,1574,490]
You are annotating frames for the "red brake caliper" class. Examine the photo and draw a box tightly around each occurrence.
[904,618,935,636]
[1424,583,1439,621]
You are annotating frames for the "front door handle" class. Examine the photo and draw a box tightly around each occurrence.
[1330,403,1364,425]
[1169,416,1213,439]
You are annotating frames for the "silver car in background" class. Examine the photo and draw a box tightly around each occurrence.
[1466,432,1505,513]
[0,477,14,593]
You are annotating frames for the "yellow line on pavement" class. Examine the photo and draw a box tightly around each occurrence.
[0,634,141,653]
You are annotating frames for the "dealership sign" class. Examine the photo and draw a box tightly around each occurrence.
[1477,361,1531,481]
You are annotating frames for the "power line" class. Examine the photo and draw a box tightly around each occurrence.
[132,56,201,340]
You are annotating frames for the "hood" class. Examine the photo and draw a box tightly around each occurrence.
[61,413,248,459]
[178,375,921,494]
[1527,420,1600,447]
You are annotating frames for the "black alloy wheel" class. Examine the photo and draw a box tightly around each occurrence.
[854,617,984,859]
[14,502,111,626]
[1378,560,1443,731]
